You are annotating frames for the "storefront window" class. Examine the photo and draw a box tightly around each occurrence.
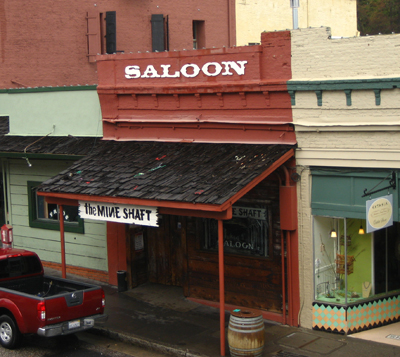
[27,181,84,234]
[314,216,400,304]
[202,205,269,257]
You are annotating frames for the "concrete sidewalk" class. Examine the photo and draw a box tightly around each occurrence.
[45,268,400,357]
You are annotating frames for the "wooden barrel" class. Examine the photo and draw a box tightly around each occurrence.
[227,309,265,357]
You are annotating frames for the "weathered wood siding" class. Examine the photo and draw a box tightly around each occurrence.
[145,176,283,313]
[8,159,107,271]
[146,215,188,288]
[186,178,283,313]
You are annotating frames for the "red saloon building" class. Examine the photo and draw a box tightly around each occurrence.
[37,31,300,353]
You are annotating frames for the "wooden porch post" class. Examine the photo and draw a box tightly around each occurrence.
[59,204,66,279]
[218,219,225,356]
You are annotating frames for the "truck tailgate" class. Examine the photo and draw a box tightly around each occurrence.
[44,287,105,324]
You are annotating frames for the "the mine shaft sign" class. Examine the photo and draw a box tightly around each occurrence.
[79,201,158,227]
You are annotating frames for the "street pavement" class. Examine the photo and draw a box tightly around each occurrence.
[44,268,400,357]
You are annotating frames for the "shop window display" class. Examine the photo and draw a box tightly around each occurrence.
[314,216,400,304]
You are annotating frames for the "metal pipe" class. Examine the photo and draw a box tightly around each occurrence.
[291,0,299,30]
[280,165,292,324]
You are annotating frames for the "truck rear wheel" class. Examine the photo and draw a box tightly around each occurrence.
[0,315,21,349]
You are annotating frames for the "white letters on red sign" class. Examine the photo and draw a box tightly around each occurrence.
[125,61,248,79]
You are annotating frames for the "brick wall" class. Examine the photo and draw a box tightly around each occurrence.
[0,0,233,88]
[291,27,400,80]
[296,167,313,328]
[290,27,400,329]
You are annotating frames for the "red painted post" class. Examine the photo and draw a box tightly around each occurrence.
[59,204,66,279]
[289,229,300,327]
[218,219,225,356]
[281,230,286,325]
[286,230,293,325]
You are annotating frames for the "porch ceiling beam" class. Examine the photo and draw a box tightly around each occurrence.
[38,191,229,213]
[159,207,232,220]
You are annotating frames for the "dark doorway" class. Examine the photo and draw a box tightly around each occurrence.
[129,226,148,288]
[129,215,187,289]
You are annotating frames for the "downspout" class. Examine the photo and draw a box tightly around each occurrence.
[281,165,293,325]
[276,171,287,326]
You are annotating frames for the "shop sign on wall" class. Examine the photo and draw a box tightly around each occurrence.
[366,194,393,233]
[79,201,158,227]
[134,232,144,252]
[232,206,267,221]
[125,61,248,79]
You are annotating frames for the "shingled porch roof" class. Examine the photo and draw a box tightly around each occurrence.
[37,141,295,217]
[0,117,99,157]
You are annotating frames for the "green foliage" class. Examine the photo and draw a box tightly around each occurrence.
[358,0,400,35]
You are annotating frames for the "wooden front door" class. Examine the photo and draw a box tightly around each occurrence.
[128,226,148,288]
[147,215,187,287]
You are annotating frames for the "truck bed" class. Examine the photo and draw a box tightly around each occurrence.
[0,249,107,347]
[0,275,99,298]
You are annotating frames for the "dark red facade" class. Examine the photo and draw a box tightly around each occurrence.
[97,31,294,144]
[95,30,300,328]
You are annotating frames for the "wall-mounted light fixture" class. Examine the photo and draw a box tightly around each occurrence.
[359,221,365,235]
[24,157,32,167]
[330,229,337,238]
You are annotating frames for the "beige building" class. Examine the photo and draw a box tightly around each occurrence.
[236,0,358,46]
[289,27,400,334]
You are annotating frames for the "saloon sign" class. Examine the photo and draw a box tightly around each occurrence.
[79,201,158,227]
[125,60,248,79]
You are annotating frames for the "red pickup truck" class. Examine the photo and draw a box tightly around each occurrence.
[0,248,107,349]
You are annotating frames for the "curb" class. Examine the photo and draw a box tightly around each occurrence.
[90,327,208,357]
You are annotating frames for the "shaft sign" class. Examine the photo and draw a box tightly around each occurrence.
[232,206,267,220]
[79,201,158,227]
